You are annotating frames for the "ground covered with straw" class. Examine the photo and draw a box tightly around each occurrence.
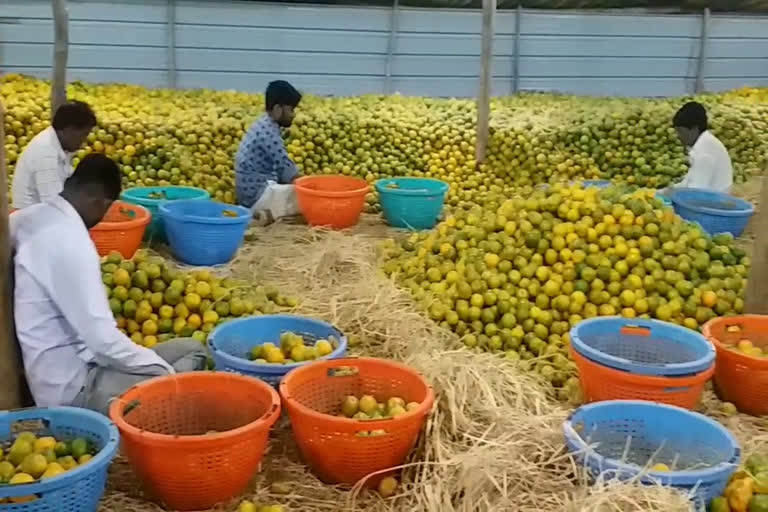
[99,175,768,511]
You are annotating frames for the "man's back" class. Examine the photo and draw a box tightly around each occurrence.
[11,127,72,209]
[689,130,733,193]
[12,197,100,406]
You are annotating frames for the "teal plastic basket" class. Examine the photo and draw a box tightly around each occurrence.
[120,186,210,243]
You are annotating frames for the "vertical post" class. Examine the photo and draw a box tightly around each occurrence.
[695,7,710,94]
[476,0,496,163]
[384,0,400,95]
[513,4,522,94]
[167,0,177,89]
[0,99,24,410]
[745,168,768,314]
[51,0,69,115]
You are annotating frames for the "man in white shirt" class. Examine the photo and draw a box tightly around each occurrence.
[669,101,733,194]
[11,100,97,210]
[11,153,207,414]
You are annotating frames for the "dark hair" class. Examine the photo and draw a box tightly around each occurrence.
[673,101,708,132]
[265,81,302,110]
[64,154,121,199]
[52,100,97,130]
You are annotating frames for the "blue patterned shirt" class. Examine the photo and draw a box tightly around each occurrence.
[235,115,299,208]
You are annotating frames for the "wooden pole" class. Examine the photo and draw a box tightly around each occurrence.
[694,7,710,94]
[0,98,25,410]
[476,0,496,163]
[745,168,768,314]
[51,0,69,114]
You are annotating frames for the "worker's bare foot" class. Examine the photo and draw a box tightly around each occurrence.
[252,210,274,227]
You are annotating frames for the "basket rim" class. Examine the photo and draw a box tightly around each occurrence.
[295,175,370,198]
[563,400,741,483]
[90,201,152,231]
[208,314,349,373]
[0,406,120,496]
[159,200,251,224]
[570,316,715,376]
[703,314,768,369]
[570,346,715,384]
[375,177,449,197]
[107,372,281,445]
[670,187,754,218]
[121,185,210,203]
[279,356,435,433]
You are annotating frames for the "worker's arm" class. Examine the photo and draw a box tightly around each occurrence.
[672,153,716,190]
[47,241,174,374]
[32,154,67,203]
[268,130,299,184]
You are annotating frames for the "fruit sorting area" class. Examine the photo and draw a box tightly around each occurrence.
[3,75,768,512]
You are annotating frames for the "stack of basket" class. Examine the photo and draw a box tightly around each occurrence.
[570,317,715,409]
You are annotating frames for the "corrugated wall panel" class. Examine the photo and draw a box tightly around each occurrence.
[1,0,767,97]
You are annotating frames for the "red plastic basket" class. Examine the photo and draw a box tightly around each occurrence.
[703,315,768,416]
[109,372,281,511]
[89,200,151,258]
[279,357,434,486]
[571,347,713,409]
[295,175,369,229]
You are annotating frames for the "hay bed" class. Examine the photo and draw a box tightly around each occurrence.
[102,174,767,512]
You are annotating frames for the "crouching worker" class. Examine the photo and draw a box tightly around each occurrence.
[235,80,302,225]
[11,153,207,415]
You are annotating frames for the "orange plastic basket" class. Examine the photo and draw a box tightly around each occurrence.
[571,347,714,409]
[89,200,151,258]
[279,357,434,486]
[703,315,768,415]
[295,175,369,229]
[109,372,281,511]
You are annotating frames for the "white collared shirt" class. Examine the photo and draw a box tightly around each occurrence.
[11,196,174,407]
[11,127,74,210]
[674,130,733,194]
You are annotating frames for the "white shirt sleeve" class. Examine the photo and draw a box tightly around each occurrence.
[32,154,68,203]
[47,241,175,375]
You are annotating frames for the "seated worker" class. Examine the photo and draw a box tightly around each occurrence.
[668,101,733,194]
[12,100,97,210]
[11,153,207,415]
[235,80,302,224]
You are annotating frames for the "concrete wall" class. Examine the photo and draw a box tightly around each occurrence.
[1,0,766,97]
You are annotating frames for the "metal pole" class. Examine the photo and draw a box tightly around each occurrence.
[167,0,177,89]
[51,0,69,114]
[514,4,522,94]
[695,7,710,94]
[476,0,496,162]
[384,0,400,95]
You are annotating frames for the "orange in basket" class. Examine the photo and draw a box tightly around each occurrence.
[109,372,281,511]
[295,175,369,229]
[279,357,434,486]
[89,200,151,258]
[703,315,768,416]
[571,347,713,409]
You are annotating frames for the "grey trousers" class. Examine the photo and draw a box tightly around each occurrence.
[73,338,208,415]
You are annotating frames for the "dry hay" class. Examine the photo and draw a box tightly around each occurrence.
[102,220,697,512]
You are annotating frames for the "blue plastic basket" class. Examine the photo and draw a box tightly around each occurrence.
[375,178,449,230]
[0,406,120,511]
[580,180,611,189]
[208,314,348,386]
[564,400,740,508]
[120,186,210,243]
[670,188,754,237]
[160,200,250,266]
[570,317,715,377]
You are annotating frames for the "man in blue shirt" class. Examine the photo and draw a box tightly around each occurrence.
[235,81,302,223]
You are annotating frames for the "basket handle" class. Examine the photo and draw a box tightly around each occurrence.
[326,364,360,378]
[620,325,651,337]
[0,407,51,435]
